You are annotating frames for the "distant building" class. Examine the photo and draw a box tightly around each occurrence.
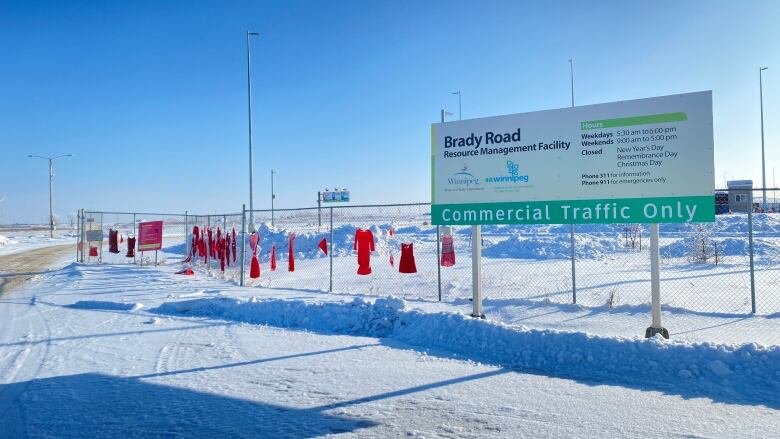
[726,180,753,213]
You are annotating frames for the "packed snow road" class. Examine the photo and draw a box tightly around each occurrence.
[0,254,777,437]
[0,244,73,296]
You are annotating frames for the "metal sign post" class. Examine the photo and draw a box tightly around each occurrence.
[471,225,484,318]
[645,223,668,338]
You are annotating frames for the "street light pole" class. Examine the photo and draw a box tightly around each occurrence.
[568,58,577,304]
[452,91,462,120]
[760,67,769,212]
[246,31,260,230]
[271,169,276,227]
[28,154,72,238]
[569,59,575,107]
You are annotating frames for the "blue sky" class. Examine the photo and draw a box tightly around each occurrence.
[0,0,778,224]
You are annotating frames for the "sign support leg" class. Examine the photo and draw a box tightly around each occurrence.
[570,224,577,304]
[471,225,484,318]
[436,225,442,302]
[645,223,668,338]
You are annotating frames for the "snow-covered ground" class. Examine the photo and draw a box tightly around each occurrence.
[0,229,77,256]
[0,254,778,437]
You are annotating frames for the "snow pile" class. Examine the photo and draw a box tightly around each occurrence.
[154,296,405,337]
[660,237,780,259]
[483,234,620,260]
[153,296,780,404]
[0,234,11,247]
[66,301,143,311]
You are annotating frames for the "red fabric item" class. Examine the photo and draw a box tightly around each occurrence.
[353,229,375,275]
[249,253,261,279]
[175,267,194,275]
[440,235,455,267]
[389,253,394,267]
[218,237,225,272]
[89,246,98,257]
[183,254,192,263]
[126,237,135,257]
[207,228,214,257]
[288,234,296,272]
[108,229,119,254]
[225,234,231,267]
[231,228,237,262]
[389,227,393,237]
[270,245,277,271]
[318,238,328,255]
[399,242,417,274]
[249,232,259,253]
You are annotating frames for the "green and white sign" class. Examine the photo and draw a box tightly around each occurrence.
[431,91,715,225]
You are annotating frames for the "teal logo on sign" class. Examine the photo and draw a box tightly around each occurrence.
[447,165,480,187]
[485,160,529,183]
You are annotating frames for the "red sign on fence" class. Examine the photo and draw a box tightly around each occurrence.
[138,221,163,251]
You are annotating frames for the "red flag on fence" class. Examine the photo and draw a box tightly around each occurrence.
[318,238,328,255]
[270,245,277,271]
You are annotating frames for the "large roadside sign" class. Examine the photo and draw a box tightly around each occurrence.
[431,91,715,225]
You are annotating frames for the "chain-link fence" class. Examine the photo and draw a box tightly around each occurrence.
[76,210,189,266]
[76,190,780,343]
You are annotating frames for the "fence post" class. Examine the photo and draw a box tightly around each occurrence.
[570,224,577,304]
[184,211,189,257]
[436,225,442,302]
[132,213,137,265]
[748,203,756,314]
[240,205,246,287]
[75,209,80,262]
[329,207,334,292]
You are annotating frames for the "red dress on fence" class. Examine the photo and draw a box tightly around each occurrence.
[288,234,296,272]
[108,229,119,254]
[126,237,136,258]
[398,243,417,273]
[354,229,375,275]
[440,235,455,267]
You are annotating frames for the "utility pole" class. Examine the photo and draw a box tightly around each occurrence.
[246,31,260,230]
[28,154,72,238]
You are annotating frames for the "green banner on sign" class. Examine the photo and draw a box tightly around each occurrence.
[432,196,715,225]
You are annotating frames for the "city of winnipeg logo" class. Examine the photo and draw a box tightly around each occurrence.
[484,160,530,184]
[447,165,480,187]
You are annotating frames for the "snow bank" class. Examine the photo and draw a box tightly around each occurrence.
[483,234,620,260]
[66,300,143,311]
[661,237,780,259]
[152,296,780,404]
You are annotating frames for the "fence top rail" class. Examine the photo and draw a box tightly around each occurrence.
[247,202,431,214]
[83,210,242,217]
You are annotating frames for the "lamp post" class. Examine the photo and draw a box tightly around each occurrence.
[452,91,462,120]
[246,31,260,230]
[271,169,276,226]
[760,67,769,212]
[28,154,72,238]
[568,58,577,304]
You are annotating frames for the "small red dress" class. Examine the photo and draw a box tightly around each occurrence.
[440,235,455,267]
[399,243,417,274]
